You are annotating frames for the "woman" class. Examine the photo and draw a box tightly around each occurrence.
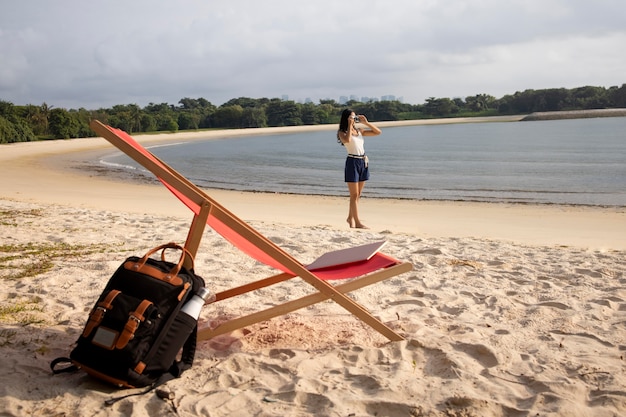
[337,108,381,229]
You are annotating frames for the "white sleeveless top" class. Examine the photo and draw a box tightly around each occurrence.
[344,130,365,156]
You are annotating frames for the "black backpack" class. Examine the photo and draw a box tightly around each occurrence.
[52,243,206,397]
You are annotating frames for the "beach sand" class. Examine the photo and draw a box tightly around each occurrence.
[1,119,625,416]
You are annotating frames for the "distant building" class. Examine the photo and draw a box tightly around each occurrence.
[292,94,403,105]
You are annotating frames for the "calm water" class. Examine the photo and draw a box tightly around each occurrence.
[102,117,626,206]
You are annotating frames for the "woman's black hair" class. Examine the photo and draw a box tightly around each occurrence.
[337,108,354,145]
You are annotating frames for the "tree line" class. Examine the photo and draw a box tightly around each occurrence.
[1,84,625,143]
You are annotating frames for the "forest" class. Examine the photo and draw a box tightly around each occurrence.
[1,84,625,143]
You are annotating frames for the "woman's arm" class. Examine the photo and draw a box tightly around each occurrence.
[358,115,381,136]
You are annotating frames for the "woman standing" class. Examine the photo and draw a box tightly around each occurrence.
[337,109,381,229]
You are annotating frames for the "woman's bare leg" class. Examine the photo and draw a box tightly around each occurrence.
[347,181,368,228]
[346,182,357,227]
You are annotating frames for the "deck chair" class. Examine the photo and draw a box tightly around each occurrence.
[89,120,413,342]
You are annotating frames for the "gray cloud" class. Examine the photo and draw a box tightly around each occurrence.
[1,0,624,109]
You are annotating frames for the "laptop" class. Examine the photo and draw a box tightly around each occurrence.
[306,241,388,270]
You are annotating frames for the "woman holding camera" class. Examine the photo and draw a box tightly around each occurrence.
[337,108,381,229]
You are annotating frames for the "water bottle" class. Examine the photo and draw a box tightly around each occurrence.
[152,287,216,370]
[180,287,215,320]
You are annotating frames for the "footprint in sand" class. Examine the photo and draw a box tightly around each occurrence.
[269,348,296,360]
[453,342,499,368]
[442,395,525,416]
[549,330,614,347]
[575,268,604,278]
[422,347,460,379]
[536,301,570,310]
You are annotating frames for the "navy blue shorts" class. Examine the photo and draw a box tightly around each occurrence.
[345,157,370,182]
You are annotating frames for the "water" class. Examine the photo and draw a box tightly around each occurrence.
[102,117,626,206]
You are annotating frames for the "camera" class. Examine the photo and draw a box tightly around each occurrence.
[353,116,360,123]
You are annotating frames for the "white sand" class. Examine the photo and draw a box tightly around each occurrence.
[1,120,625,416]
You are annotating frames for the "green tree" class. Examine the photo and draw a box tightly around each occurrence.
[49,108,81,138]
[0,100,15,118]
[502,90,535,113]
[108,104,142,132]
[301,103,319,125]
[141,114,157,132]
[372,100,401,120]
[265,100,301,126]
[0,115,17,143]
[315,102,336,124]
[3,102,37,141]
[423,97,458,116]
[18,102,51,136]
[145,102,177,131]
[569,86,604,109]
[352,102,376,120]
[71,108,94,137]
[155,114,178,132]
[0,115,35,143]
[178,97,216,129]
[222,97,267,108]
[178,97,202,109]
[608,84,626,107]
[145,102,175,114]
[539,88,570,111]
[241,107,266,128]
[128,104,142,133]
[178,111,201,130]
[212,105,244,128]
[465,94,495,112]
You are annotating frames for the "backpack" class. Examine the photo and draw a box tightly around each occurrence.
[51,242,207,397]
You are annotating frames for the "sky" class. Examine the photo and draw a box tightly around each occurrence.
[1,0,625,110]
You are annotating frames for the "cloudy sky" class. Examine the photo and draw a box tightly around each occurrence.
[1,0,624,109]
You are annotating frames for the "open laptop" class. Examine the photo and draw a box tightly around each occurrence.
[306,241,388,270]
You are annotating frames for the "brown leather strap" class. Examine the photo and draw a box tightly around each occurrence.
[178,282,191,301]
[82,290,121,337]
[133,361,146,375]
[116,300,153,349]
[125,242,195,286]
[124,261,185,286]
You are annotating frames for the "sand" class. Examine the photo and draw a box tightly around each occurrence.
[1,119,625,416]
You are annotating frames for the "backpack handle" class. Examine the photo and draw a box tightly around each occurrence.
[136,242,195,278]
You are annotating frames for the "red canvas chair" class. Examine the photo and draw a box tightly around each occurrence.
[90,120,413,342]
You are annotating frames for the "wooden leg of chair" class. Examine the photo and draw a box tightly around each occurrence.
[198,262,412,341]
[184,202,211,269]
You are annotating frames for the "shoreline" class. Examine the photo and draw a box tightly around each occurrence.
[2,116,625,250]
[521,108,626,121]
